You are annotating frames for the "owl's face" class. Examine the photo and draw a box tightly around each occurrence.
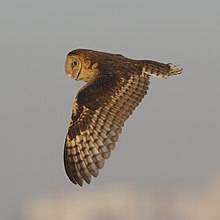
[65,52,95,82]
[65,55,82,80]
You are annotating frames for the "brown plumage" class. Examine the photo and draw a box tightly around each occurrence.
[64,49,182,186]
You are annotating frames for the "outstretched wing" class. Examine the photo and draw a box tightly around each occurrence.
[64,71,149,186]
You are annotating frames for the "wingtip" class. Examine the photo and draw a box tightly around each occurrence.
[168,64,183,76]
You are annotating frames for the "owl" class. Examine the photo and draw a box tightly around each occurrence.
[64,49,182,186]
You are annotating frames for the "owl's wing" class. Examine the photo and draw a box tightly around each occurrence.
[64,71,149,186]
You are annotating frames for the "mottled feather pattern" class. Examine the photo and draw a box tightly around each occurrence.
[142,61,183,78]
[64,49,182,186]
[64,73,149,185]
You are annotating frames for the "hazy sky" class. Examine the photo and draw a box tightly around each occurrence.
[1,0,220,219]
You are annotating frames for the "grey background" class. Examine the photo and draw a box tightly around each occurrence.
[0,0,219,219]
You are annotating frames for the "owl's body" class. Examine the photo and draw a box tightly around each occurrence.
[64,49,182,186]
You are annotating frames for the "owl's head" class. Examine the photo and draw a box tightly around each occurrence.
[65,49,99,82]
[65,53,82,80]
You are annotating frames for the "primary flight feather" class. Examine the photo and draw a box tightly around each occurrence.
[64,49,182,186]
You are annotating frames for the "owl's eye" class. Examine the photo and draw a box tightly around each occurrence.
[72,61,78,68]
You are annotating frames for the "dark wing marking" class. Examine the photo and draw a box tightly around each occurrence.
[141,60,183,78]
[64,72,149,186]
